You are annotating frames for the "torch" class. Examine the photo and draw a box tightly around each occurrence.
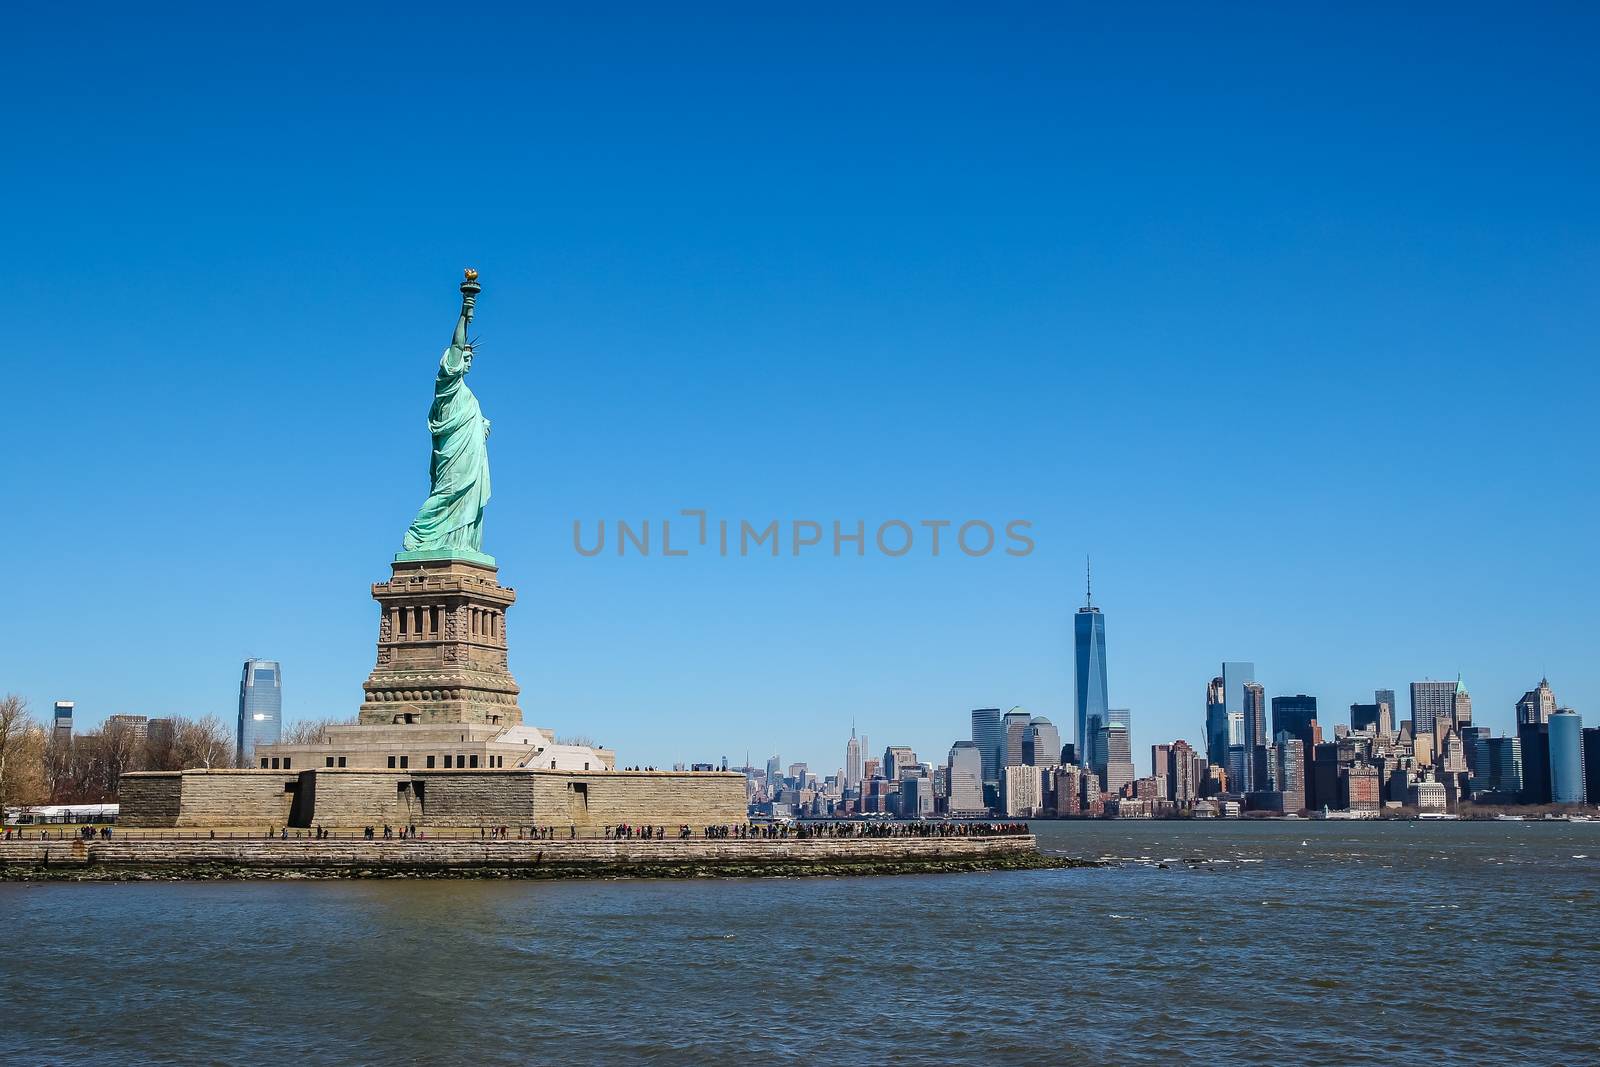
[461,267,480,322]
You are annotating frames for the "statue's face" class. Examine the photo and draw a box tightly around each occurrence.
[462,346,474,371]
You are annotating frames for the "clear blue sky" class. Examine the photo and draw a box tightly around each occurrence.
[3,4,1597,775]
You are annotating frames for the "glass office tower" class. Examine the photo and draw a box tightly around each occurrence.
[236,659,282,767]
[970,708,1003,786]
[1549,709,1586,805]
[1075,588,1108,766]
[1205,677,1228,766]
[1222,662,1256,726]
[1221,662,1255,788]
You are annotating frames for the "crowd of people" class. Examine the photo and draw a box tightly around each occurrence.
[608,821,1030,840]
[607,824,667,839]
[798,820,1029,838]
[5,820,1031,842]
[2,826,113,840]
[693,821,1031,839]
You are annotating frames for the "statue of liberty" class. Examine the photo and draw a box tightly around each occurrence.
[401,270,493,560]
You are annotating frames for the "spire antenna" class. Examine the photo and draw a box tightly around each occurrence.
[1085,555,1093,609]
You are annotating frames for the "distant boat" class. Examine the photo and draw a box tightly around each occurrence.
[1495,813,1526,821]
[1416,812,1460,820]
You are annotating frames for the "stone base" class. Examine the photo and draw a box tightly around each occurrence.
[250,722,615,776]
[360,557,521,727]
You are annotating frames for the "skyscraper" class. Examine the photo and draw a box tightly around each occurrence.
[1271,695,1317,743]
[52,701,74,744]
[1090,709,1131,776]
[883,746,917,780]
[1549,710,1586,805]
[946,741,986,815]
[1222,662,1255,720]
[1583,728,1600,808]
[1409,680,1456,755]
[970,708,1003,786]
[1485,735,1524,797]
[1272,738,1307,812]
[1101,722,1135,797]
[845,728,863,790]
[1002,708,1031,769]
[1516,678,1557,725]
[1242,682,1267,791]
[1222,661,1256,787]
[105,714,150,740]
[236,659,282,767]
[1375,689,1397,732]
[1452,677,1473,731]
[1517,721,1550,805]
[1166,739,1199,804]
[1024,717,1062,769]
[1350,703,1383,734]
[900,775,934,818]
[1001,764,1045,817]
[1204,676,1228,767]
[1074,563,1108,766]
[1270,694,1318,806]
[1226,709,1246,792]
[1461,725,1493,793]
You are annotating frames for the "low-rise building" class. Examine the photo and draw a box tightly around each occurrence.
[1408,779,1448,813]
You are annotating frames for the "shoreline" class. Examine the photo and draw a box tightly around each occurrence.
[0,834,1087,882]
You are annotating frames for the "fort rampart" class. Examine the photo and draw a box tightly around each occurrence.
[118,767,748,831]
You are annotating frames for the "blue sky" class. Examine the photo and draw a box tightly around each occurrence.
[2,4,1597,774]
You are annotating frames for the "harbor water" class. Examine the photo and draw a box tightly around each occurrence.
[2,820,1597,1065]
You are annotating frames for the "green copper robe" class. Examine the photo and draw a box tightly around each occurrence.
[403,343,491,553]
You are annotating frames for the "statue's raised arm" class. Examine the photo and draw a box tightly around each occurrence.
[453,268,479,350]
[398,270,495,564]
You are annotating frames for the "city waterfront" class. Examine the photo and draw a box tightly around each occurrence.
[3,821,1596,1065]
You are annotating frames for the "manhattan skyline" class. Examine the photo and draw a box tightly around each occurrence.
[2,7,1597,771]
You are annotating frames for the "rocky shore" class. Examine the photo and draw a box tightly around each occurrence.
[0,834,1092,882]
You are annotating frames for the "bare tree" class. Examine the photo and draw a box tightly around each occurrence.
[43,732,76,803]
[281,716,355,746]
[557,734,598,748]
[143,720,179,772]
[0,695,47,812]
[51,731,118,803]
[98,718,142,787]
[174,715,233,770]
